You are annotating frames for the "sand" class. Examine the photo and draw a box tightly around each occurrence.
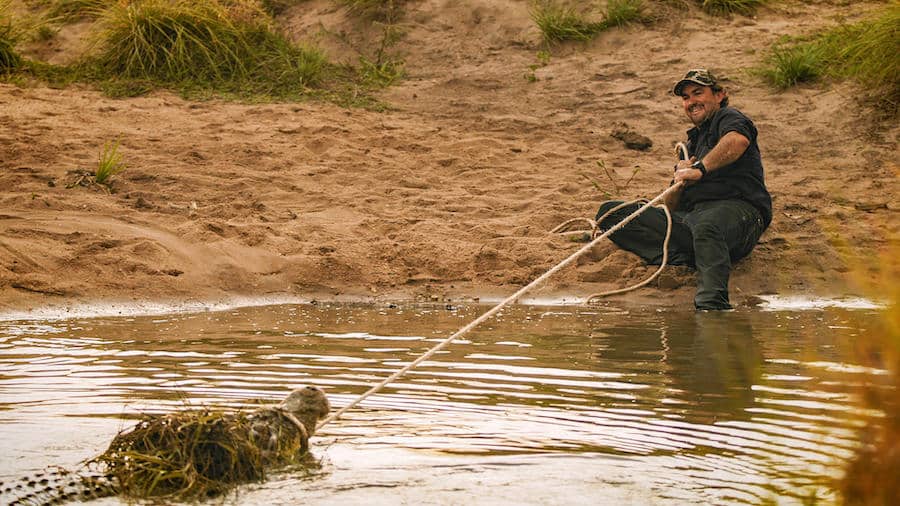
[1,0,897,316]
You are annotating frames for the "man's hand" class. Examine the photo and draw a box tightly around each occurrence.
[673,157,703,185]
[675,132,750,185]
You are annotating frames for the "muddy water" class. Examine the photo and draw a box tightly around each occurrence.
[0,302,890,505]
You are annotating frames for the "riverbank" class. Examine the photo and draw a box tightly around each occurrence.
[2,0,897,316]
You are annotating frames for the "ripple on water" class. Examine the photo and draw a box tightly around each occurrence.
[0,303,890,504]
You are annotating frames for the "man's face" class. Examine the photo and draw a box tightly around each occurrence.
[680,83,725,126]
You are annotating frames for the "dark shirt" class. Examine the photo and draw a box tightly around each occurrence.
[680,106,773,227]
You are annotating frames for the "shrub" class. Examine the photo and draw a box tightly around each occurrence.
[87,0,327,96]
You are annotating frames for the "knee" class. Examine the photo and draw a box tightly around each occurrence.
[690,221,724,242]
[595,200,626,223]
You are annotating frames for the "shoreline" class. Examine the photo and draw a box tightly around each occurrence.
[0,290,884,322]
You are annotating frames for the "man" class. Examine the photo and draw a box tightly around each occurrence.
[596,69,772,310]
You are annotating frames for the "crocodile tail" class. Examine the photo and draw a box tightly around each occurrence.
[0,467,118,506]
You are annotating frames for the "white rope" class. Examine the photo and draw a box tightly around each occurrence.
[561,142,691,303]
[584,199,674,302]
[316,181,684,430]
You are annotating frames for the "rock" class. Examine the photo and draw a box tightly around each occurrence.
[611,127,653,151]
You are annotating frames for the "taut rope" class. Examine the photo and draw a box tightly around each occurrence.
[317,180,684,430]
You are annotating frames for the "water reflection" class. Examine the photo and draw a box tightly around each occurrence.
[0,304,889,505]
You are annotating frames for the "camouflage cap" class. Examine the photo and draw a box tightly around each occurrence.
[673,68,719,96]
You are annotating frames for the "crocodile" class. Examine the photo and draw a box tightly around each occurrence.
[1,386,330,506]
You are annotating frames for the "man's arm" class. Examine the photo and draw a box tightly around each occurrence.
[673,131,750,184]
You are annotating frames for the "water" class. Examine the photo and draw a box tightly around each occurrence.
[0,302,890,505]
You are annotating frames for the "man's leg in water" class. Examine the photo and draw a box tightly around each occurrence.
[684,200,765,310]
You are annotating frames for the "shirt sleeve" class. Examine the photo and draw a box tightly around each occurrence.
[716,108,757,142]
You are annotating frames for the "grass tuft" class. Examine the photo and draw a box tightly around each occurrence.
[259,0,308,16]
[823,4,899,112]
[603,0,646,28]
[531,0,645,44]
[758,43,822,89]
[0,0,22,72]
[341,0,404,20]
[85,0,327,97]
[701,0,765,16]
[47,0,113,21]
[530,1,605,43]
[758,3,899,116]
[95,139,126,185]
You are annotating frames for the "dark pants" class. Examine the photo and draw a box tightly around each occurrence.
[595,199,765,310]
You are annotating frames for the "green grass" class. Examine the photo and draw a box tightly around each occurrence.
[758,43,822,89]
[759,3,899,115]
[531,0,645,44]
[259,0,308,16]
[604,0,646,28]
[340,0,406,23]
[1,0,398,107]
[0,0,22,72]
[530,1,605,43]
[358,56,403,86]
[823,4,899,108]
[47,0,113,21]
[85,0,327,98]
[95,139,126,185]
[700,0,765,16]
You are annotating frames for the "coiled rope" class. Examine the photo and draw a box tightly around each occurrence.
[552,142,689,303]
[317,169,686,430]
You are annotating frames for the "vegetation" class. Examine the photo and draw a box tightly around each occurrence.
[259,0,308,16]
[759,3,899,116]
[1,0,398,106]
[758,43,822,89]
[95,139,126,185]
[357,20,404,86]
[604,0,646,28]
[0,0,22,72]
[530,0,646,44]
[92,409,316,499]
[699,0,764,16]
[340,0,405,20]
[47,0,111,21]
[83,0,326,98]
[838,244,900,504]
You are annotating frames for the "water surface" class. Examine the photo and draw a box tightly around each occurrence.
[0,303,889,505]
